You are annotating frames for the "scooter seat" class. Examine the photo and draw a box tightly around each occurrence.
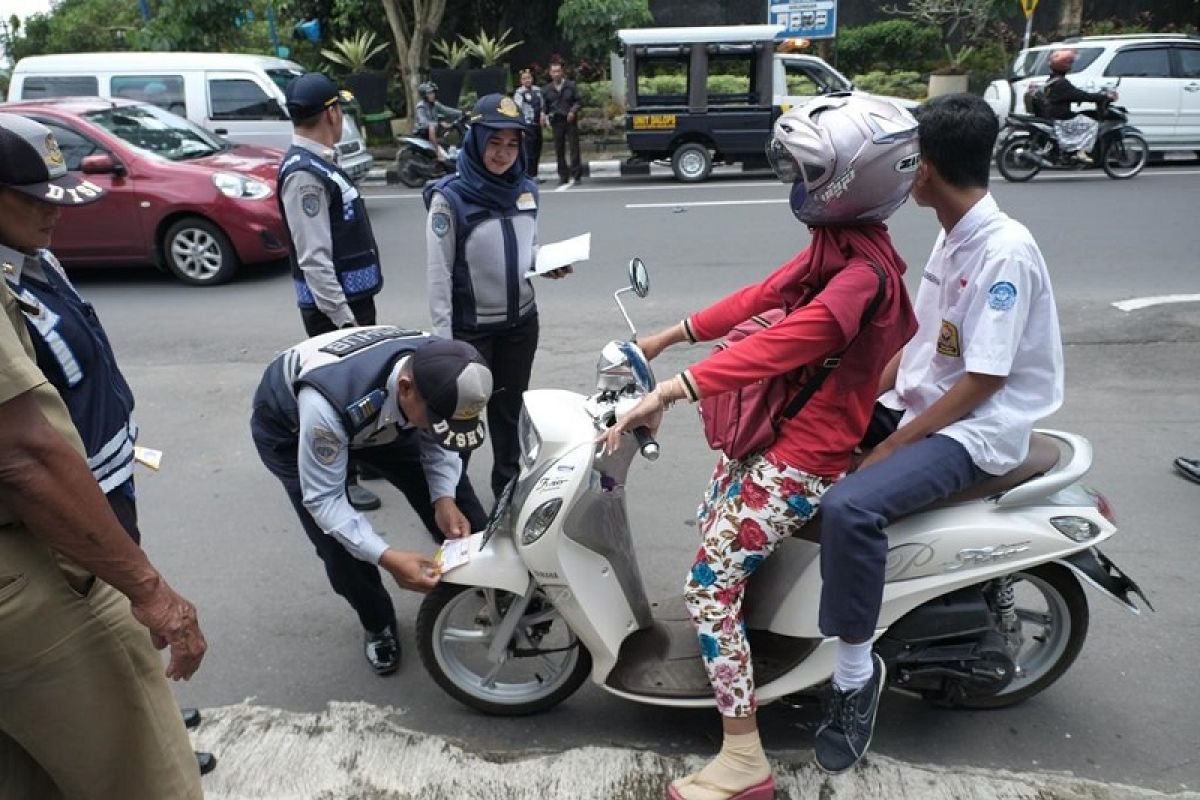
[792,433,1063,543]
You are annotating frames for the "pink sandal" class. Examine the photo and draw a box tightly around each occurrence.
[666,776,775,800]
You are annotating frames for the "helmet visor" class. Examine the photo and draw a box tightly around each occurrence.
[766,135,828,186]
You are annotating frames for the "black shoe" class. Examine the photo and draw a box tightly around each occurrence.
[815,653,886,774]
[347,483,381,511]
[1175,457,1200,485]
[196,751,217,775]
[365,622,400,675]
[181,707,201,729]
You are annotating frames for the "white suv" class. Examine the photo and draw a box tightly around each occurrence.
[983,34,1200,152]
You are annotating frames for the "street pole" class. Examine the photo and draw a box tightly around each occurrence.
[1021,0,1038,52]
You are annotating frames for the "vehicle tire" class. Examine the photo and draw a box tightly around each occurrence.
[950,564,1089,710]
[416,583,592,716]
[1101,132,1148,179]
[672,142,713,183]
[996,136,1041,182]
[162,217,238,286]
[395,150,428,188]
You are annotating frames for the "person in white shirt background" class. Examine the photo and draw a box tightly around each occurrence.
[810,92,1064,776]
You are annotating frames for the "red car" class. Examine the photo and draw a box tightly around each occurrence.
[4,97,288,285]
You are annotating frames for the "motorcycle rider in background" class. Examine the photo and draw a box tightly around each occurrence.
[1030,49,1117,163]
[414,82,463,164]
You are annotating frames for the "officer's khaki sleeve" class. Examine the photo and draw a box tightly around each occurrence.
[0,290,47,406]
[426,192,456,339]
[281,171,356,328]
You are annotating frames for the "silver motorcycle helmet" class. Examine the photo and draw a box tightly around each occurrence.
[766,92,921,226]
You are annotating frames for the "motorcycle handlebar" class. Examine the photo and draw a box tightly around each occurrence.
[633,426,660,461]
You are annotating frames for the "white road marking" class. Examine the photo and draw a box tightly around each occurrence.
[1112,293,1200,312]
[626,198,788,209]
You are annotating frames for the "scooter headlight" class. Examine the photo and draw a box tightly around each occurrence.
[518,407,541,470]
[521,498,562,545]
[1050,516,1101,543]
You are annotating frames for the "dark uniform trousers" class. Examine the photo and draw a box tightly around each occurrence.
[251,398,487,633]
[301,296,378,338]
[550,117,582,182]
[455,314,540,499]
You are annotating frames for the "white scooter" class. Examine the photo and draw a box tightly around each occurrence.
[416,259,1150,716]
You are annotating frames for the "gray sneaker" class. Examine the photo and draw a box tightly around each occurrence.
[814,653,886,774]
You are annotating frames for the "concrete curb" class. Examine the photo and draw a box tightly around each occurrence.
[193,701,1198,800]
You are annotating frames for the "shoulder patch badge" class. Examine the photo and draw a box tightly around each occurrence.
[987,281,1018,311]
[431,212,451,238]
[311,424,343,465]
[301,190,322,218]
[937,319,962,357]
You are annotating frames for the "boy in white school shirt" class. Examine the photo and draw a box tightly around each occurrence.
[813,93,1064,775]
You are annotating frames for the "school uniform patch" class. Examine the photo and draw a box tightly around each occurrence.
[431,212,451,238]
[987,281,1018,311]
[311,425,342,465]
[937,319,962,357]
[516,192,537,211]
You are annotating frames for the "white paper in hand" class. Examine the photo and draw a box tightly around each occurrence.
[526,232,590,278]
[435,538,472,575]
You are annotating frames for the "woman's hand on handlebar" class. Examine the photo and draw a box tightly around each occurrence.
[596,390,665,456]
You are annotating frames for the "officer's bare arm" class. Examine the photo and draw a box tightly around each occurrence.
[0,390,206,679]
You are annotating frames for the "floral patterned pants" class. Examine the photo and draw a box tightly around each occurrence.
[684,453,834,718]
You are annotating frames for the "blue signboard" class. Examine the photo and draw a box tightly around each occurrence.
[768,0,838,40]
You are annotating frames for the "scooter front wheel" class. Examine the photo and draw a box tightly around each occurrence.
[1101,132,1148,179]
[416,583,592,716]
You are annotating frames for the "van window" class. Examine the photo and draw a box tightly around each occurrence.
[1176,46,1200,79]
[266,68,304,93]
[636,53,689,107]
[36,120,99,170]
[208,78,285,120]
[1105,47,1171,78]
[707,51,755,106]
[783,61,851,96]
[1013,47,1103,78]
[20,75,100,99]
[111,75,187,116]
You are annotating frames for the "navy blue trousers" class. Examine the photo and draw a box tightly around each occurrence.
[818,405,987,641]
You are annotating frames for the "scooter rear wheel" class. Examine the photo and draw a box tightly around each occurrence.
[952,564,1089,709]
[416,583,592,716]
[996,137,1042,182]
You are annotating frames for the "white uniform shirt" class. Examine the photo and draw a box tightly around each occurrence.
[296,355,461,564]
[880,194,1064,475]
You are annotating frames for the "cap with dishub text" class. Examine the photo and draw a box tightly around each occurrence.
[0,112,105,206]
[412,339,493,453]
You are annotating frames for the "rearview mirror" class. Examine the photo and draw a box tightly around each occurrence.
[80,153,123,176]
[628,257,650,298]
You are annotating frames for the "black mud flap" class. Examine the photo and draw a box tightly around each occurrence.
[1058,548,1154,614]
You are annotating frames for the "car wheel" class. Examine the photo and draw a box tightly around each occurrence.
[162,217,239,286]
[672,142,713,183]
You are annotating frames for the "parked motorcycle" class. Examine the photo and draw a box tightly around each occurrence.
[392,115,469,189]
[417,259,1150,717]
[996,99,1148,181]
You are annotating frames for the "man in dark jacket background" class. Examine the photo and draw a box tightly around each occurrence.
[542,62,583,186]
[1035,49,1116,163]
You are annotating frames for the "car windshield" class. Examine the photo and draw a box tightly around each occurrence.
[1012,46,1104,78]
[84,104,225,160]
[267,68,304,93]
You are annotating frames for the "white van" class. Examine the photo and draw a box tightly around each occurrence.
[9,52,374,180]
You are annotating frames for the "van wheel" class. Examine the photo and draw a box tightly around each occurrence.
[672,143,713,182]
[162,217,239,286]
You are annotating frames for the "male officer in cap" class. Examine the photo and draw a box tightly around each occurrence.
[0,113,205,799]
[251,326,491,674]
[279,71,385,511]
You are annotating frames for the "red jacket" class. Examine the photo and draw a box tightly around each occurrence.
[683,225,917,477]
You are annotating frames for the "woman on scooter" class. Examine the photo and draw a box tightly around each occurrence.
[423,94,571,502]
[601,94,920,800]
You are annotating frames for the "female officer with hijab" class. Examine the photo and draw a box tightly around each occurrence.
[423,93,570,500]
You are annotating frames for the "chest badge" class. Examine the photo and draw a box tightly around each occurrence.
[517,192,537,211]
[937,319,962,357]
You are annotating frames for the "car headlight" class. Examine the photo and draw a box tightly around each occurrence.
[521,498,562,546]
[518,407,541,470]
[212,172,272,200]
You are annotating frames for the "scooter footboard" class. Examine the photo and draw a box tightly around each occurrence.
[438,532,531,597]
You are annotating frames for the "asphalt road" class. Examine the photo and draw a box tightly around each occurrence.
[63,166,1200,793]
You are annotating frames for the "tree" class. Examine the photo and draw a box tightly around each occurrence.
[557,0,652,66]
[885,0,1002,72]
[380,0,448,121]
[1057,0,1084,38]
[140,0,247,51]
